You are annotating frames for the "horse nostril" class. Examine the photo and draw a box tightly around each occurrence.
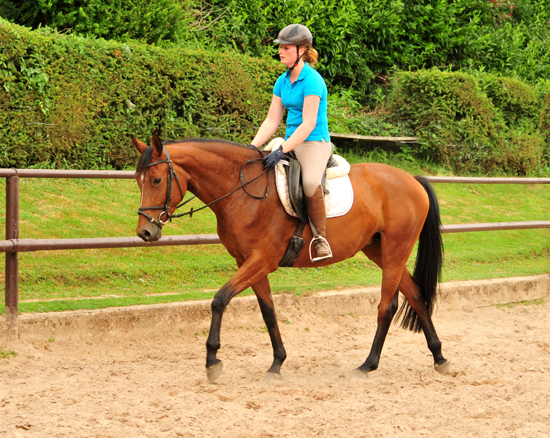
[139,229,151,242]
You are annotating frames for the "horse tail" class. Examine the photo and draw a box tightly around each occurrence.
[397,175,444,333]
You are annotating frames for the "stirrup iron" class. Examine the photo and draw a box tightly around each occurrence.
[309,236,332,263]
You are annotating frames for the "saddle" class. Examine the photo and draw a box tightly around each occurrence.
[284,151,339,224]
[263,138,352,267]
[265,138,352,220]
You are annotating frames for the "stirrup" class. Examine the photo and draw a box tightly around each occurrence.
[309,236,332,263]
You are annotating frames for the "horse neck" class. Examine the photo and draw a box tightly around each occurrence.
[169,141,256,208]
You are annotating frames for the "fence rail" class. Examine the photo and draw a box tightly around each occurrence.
[2,168,550,337]
[0,235,222,252]
[329,132,418,143]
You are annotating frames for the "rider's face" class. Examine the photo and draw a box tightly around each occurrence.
[279,44,303,69]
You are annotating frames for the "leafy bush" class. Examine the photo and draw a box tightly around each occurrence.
[0,0,193,44]
[183,0,550,103]
[1,18,548,175]
[536,80,550,172]
[3,0,549,103]
[388,69,548,174]
[327,89,413,141]
[0,19,284,169]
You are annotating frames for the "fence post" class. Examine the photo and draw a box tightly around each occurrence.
[5,175,19,338]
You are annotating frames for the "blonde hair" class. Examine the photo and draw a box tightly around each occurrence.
[301,46,319,68]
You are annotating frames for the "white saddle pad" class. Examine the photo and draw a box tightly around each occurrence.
[265,138,354,219]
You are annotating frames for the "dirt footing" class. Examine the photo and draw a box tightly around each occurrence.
[1,275,550,437]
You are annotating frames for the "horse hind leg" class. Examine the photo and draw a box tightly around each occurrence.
[399,173,448,373]
[358,242,448,375]
[397,269,449,374]
[357,287,400,374]
[355,244,404,375]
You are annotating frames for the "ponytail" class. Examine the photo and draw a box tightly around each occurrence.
[302,46,319,68]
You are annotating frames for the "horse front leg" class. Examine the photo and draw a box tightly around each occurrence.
[205,253,273,382]
[252,276,287,378]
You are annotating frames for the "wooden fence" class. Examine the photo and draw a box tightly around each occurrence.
[2,168,550,336]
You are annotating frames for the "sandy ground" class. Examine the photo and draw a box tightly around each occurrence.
[1,286,550,438]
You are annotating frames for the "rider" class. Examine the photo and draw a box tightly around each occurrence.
[250,24,333,262]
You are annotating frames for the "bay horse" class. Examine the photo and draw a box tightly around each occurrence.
[132,134,449,381]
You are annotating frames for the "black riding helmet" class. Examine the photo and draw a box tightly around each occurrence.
[274,24,313,71]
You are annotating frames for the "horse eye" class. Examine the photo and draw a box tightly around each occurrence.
[152,177,162,186]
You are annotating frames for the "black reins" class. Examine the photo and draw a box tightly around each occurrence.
[137,147,269,229]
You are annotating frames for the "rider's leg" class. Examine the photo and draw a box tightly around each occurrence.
[294,140,333,262]
[305,185,332,261]
[294,139,333,197]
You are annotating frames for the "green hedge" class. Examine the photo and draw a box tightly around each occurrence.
[538,80,550,145]
[177,0,550,104]
[0,0,193,44]
[3,1,549,105]
[388,69,549,174]
[2,20,549,175]
[0,20,284,169]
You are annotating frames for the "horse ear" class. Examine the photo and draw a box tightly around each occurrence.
[131,135,148,154]
[151,133,163,156]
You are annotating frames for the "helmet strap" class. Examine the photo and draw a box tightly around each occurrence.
[289,46,305,72]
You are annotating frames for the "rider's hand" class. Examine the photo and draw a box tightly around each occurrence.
[263,148,285,169]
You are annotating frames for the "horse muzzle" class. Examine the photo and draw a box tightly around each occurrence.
[136,221,162,242]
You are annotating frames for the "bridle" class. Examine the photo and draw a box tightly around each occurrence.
[137,146,269,229]
[137,147,184,229]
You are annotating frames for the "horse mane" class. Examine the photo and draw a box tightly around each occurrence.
[136,138,251,175]
[164,138,246,148]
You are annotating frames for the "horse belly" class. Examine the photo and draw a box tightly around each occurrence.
[291,201,379,268]
[289,165,392,268]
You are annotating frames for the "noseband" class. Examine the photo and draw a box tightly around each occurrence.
[137,147,269,229]
[137,147,186,229]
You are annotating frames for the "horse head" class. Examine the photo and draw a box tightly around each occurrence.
[132,134,189,242]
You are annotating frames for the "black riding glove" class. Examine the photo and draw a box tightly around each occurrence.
[263,148,285,169]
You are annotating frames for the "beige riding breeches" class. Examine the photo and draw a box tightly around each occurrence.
[293,139,334,197]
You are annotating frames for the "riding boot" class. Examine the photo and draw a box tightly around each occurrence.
[305,185,332,262]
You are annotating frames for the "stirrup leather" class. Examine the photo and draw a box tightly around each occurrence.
[309,236,332,263]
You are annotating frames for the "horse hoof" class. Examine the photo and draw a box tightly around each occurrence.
[206,361,223,382]
[345,369,369,380]
[434,360,450,375]
[264,371,282,381]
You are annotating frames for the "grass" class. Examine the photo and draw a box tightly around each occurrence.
[495,298,545,309]
[0,149,549,314]
[0,347,17,358]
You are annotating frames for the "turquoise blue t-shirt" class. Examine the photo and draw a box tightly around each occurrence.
[273,63,331,142]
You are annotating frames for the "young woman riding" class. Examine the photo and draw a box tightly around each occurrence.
[250,23,334,262]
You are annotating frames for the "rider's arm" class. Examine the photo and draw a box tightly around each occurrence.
[280,94,320,153]
[251,95,285,148]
